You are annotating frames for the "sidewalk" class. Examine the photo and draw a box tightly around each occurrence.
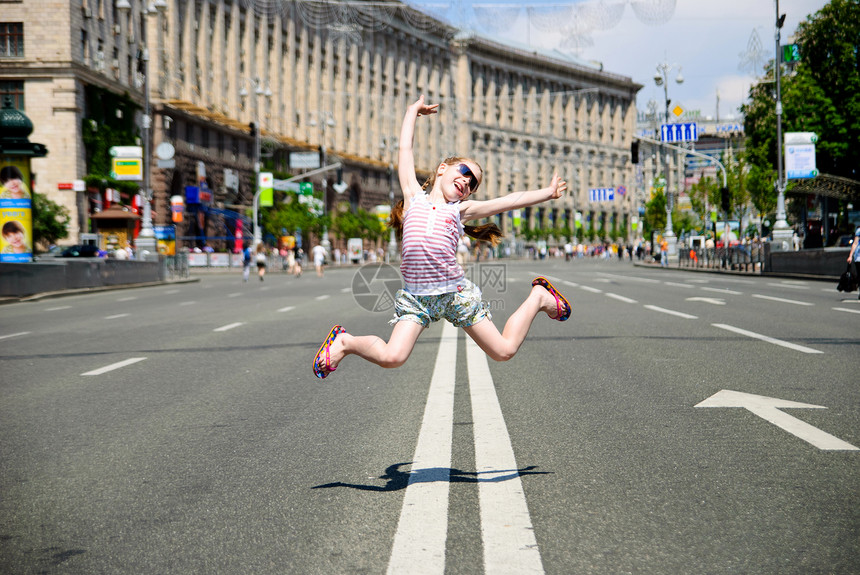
[633,259,839,282]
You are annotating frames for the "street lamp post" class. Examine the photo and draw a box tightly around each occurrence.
[654,58,684,261]
[118,0,167,261]
[310,112,335,252]
[241,78,272,247]
[381,136,398,263]
[771,0,793,249]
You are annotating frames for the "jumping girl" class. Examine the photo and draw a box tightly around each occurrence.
[313,95,572,379]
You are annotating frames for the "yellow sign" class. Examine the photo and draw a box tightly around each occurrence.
[111,157,143,181]
[672,105,684,118]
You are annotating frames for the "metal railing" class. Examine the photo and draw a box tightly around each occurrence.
[677,244,767,273]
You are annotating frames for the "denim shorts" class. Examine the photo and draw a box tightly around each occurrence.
[390,279,491,328]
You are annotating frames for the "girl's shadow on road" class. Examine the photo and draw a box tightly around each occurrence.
[312,462,551,492]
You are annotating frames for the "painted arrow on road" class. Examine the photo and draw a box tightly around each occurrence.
[686,297,726,305]
[696,389,858,451]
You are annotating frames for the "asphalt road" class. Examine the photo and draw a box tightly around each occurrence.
[1,259,858,574]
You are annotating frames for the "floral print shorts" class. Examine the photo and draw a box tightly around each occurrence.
[390,279,491,328]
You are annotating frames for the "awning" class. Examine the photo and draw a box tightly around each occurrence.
[787,173,860,202]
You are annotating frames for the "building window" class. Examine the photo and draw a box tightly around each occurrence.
[0,80,24,109]
[0,23,24,57]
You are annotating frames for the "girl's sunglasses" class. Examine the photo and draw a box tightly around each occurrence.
[456,163,479,192]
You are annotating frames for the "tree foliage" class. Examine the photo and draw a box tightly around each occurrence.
[32,191,70,249]
[742,0,860,200]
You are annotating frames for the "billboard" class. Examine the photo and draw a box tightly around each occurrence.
[0,158,33,262]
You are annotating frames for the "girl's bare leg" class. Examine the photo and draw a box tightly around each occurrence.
[463,285,560,362]
[327,320,424,371]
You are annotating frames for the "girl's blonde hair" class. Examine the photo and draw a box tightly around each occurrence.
[389,156,503,246]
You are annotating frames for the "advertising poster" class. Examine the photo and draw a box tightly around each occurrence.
[0,158,33,262]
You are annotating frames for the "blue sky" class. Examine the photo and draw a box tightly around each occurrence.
[410,0,830,121]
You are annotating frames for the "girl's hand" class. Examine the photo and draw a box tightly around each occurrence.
[548,173,567,199]
[410,95,439,117]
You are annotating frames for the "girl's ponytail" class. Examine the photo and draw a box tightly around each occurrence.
[463,223,503,246]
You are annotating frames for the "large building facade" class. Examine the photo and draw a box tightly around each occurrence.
[1,0,641,250]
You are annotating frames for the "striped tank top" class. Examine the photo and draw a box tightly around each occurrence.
[400,193,465,295]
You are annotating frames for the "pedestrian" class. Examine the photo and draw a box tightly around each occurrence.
[847,224,860,298]
[660,237,669,267]
[255,243,267,281]
[312,95,572,379]
[242,243,252,282]
[312,243,327,277]
[294,246,304,278]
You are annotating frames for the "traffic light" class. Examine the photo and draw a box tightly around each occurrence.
[249,122,256,138]
[720,186,730,213]
[631,140,639,164]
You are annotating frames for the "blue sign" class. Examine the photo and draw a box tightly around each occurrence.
[589,188,615,202]
[661,122,698,143]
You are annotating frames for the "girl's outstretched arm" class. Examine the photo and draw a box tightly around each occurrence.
[398,95,439,207]
[460,173,567,223]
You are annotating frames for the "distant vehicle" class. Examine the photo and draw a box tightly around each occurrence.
[34,245,65,259]
[836,234,854,248]
[59,244,100,257]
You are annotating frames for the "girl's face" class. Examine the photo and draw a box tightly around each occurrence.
[3,178,24,198]
[5,229,25,251]
[439,160,482,202]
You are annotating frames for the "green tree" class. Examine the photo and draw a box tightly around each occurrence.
[644,189,667,237]
[331,208,384,243]
[32,191,70,249]
[262,193,328,245]
[741,0,860,211]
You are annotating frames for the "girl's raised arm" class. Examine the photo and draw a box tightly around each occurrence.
[398,96,438,205]
[460,174,567,223]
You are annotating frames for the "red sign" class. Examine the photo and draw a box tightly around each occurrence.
[57,182,74,190]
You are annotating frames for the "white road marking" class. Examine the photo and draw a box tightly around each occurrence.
[644,305,697,319]
[686,297,726,305]
[387,322,458,575]
[0,331,30,340]
[665,282,694,289]
[214,322,243,332]
[467,338,544,574]
[751,294,813,306]
[45,306,71,311]
[580,286,602,294]
[701,287,742,295]
[82,357,146,376]
[228,292,242,298]
[164,289,180,294]
[606,293,638,304]
[179,301,196,306]
[768,282,809,290]
[562,280,580,288]
[833,307,860,315]
[117,296,137,302]
[277,306,295,313]
[596,272,660,284]
[696,390,858,451]
[712,323,822,354]
[104,313,129,320]
[340,287,352,293]
[315,295,330,301]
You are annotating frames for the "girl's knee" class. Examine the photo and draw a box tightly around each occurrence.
[380,349,410,368]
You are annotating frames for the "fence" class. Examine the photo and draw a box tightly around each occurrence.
[677,244,768,273]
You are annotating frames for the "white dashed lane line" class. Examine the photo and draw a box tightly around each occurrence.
[712,323,822,354]
[214,322,243,332]
[82,357,147,376]
[751,294,814,306]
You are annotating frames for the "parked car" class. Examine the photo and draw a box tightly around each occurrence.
[59,244,100,257]
[836,234,854,247]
